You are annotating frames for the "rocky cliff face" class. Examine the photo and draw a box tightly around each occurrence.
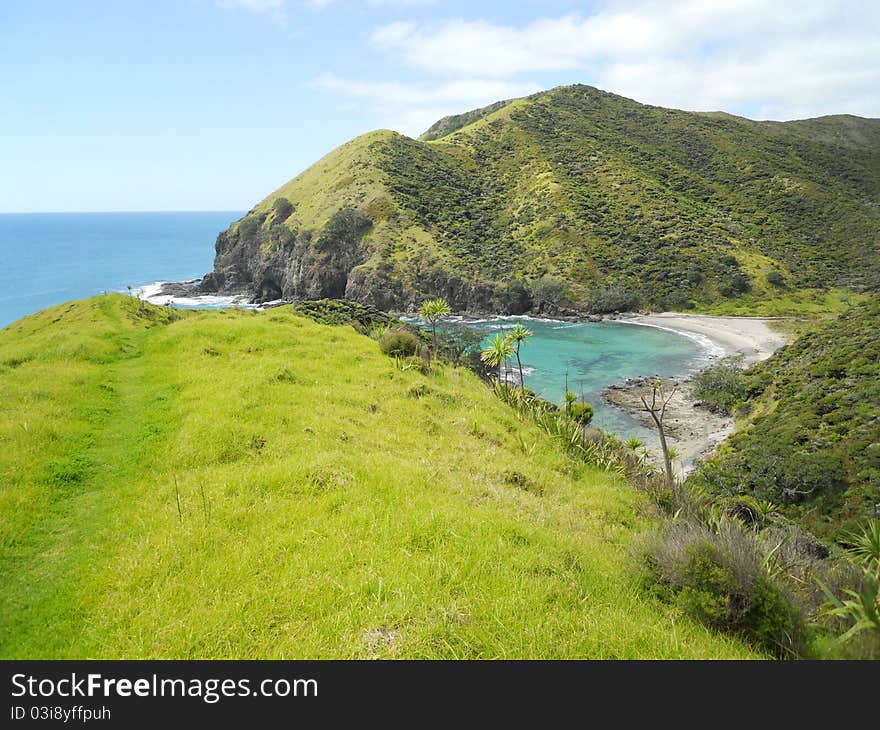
[200,206,373,304]
[200,202,538,315]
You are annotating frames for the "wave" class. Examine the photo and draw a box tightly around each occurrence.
[134,282,257,310]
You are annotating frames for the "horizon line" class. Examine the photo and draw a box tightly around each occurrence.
[0,209,248,215]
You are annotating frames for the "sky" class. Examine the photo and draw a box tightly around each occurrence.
[1,0,878,212]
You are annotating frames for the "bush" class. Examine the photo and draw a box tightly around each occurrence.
[643,521,806,656]
[730,273,751,293]
[569,401,594,425]
[691,356,746,414]
[273,197,294,222]
[379,329,421,357]
[530,275,567,310]
[766,270,785,286]
[588,283,640,313]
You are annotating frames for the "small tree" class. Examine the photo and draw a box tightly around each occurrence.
[273,197,295,222]
[419,298,450,362]
[505,323,532,392]
[481,334,514,386]
[640,379,677,489]
[569,401,594,425]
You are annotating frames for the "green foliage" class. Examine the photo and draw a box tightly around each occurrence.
[840,519,880,574]
[530,276,567,311]
[419,298,450,323]
[293,299,398,330]
[691,356,747,414]
[272,197,294,222]
[378,329,421,357]
[587,284,640,314]
[568,401,594,425]
[643,522,806,656]
[819,520,880,653]
[766,270,785,287]
[690,298,880,536]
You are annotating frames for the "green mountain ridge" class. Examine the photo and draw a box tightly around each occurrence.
[200,83,880,314]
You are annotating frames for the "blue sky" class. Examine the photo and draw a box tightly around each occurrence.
[2,0,878,212]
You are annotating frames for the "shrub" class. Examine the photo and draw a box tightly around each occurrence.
[588,283,640,313]
[730,273,751,293]
[530,275,567,310]
[273,197,294,222]
[691,356,746,414]
[238,214,263,241]
[664,291,695,310]
[569,401,594,425]
[379,329,420,357]
[766,270,785,287]
[643,521,806,656]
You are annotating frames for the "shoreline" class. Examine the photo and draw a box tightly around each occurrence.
[601,312,788,476]
[131,285,787,474]
[612,312,787,365]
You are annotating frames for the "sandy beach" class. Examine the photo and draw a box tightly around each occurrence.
[604,313,789,475]
[616,312,787,365]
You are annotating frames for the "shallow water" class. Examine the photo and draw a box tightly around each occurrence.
[446,316,719,438]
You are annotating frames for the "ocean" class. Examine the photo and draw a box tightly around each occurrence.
[0,211,243,328]
[0,211,717,437]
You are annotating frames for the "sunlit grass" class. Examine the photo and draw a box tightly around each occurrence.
[0,295,760,658]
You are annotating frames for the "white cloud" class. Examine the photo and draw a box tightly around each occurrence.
[364,0,880,120]
[312,73,541,136]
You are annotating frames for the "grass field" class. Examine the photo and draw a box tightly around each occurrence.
[0,295,761,658]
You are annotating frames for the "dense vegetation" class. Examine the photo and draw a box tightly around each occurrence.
[203,84,879,314]
[0,295,761,659]
[690,297,880,539]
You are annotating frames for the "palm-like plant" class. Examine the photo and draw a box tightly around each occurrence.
[818,519,880,646]
[841,519,880,576]
[481,334,514,386]
[505,323,532,392]
[419,298,450,361]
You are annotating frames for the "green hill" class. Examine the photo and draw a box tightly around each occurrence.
[201,84,880,315]
[0,295,759,658]
[691,296,880,538]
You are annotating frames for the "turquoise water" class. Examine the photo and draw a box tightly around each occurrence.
[451,317,715,437]
[0,211,243,327]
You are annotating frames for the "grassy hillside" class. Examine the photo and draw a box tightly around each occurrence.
[0,295,759,659]
[201,84,879,315]
[690,297,880,538]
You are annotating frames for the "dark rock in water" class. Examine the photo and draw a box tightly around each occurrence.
[156,280,201,297]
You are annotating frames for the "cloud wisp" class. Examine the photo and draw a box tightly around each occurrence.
[344,0,880,123]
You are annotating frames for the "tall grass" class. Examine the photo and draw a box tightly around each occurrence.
[0,295,759,659]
